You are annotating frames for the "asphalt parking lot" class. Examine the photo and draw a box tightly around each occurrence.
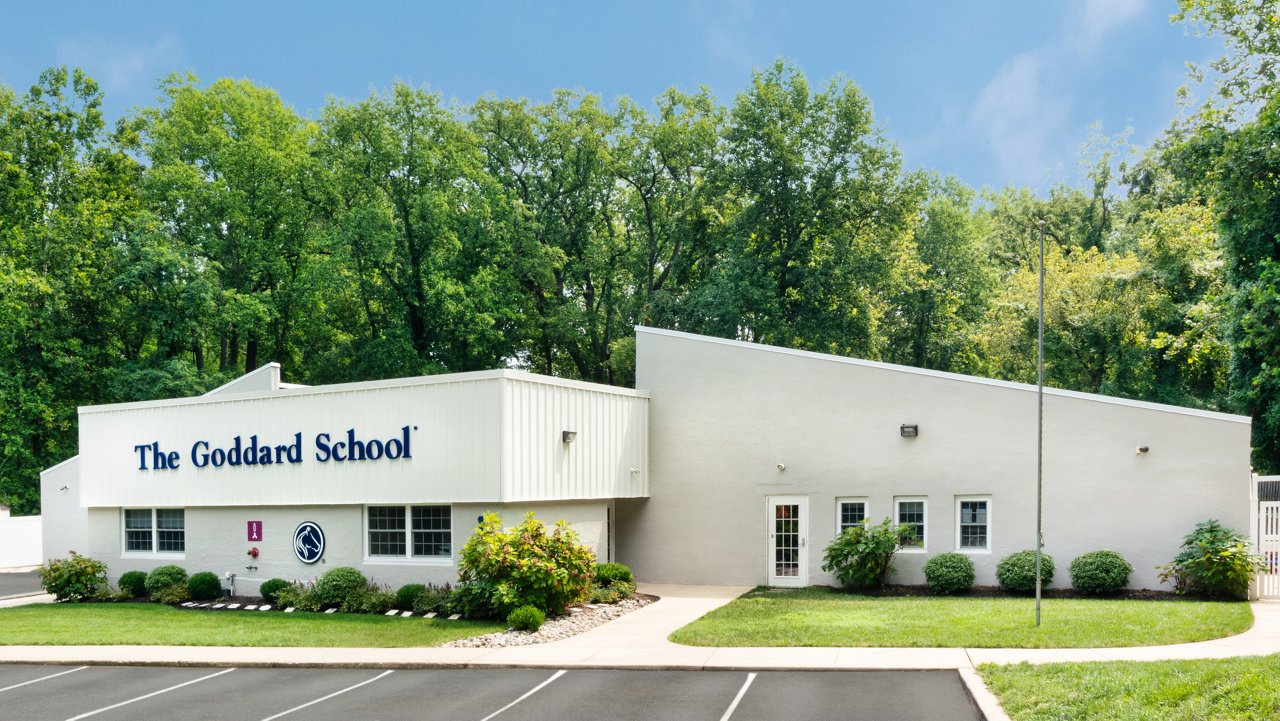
[0,664,983,721]
[0,571,42,600]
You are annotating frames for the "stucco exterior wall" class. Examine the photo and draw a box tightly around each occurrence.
[88,500,609,596]
[621,327,1253,590]
[40,457,85,561]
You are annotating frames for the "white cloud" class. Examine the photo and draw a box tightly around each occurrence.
[55,35,182,94]
[969,53,1070,186]
[1077,0,1147,45]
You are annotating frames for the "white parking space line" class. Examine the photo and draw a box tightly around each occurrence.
[0,666,88,694]
[260,669,395,721]
[719,672,757,721]
[65,667,236,720]
[478,669,567,721]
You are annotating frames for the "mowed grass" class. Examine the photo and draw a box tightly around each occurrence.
[0,603,503,647]
[980,655,1280,721]
[668,587,1253,648]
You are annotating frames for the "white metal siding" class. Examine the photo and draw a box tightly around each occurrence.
[502,377,648,501]
[80,378,506,507]
[76,370,648,509]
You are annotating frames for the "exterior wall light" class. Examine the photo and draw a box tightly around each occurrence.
[1136,445,1149,454]
[900,424,919,437]
[562,430,577,443]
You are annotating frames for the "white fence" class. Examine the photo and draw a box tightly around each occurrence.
[0,509,42,568]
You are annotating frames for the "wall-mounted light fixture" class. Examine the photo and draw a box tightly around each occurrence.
[630,467,641,475]
[1136,445,1150,455]
[562,430,577,444]
[59,485,70,491]
[776,463,786,471]
[900,424,919,438]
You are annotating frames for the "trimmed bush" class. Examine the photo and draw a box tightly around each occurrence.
[595,563,634,587]
[456,513,597,617]
[507,605,546,632]
[412,584,454,614]
[395,583,427,610]
[996,550,1055,593]
[258,578,290,605]
[144,565,188,596]
[1070,550,1133,595]
[358,586,396,614]
[448,581,498,619]
[117,570,149,598]
[39,552,109,602]
[187,571,222,601]
[1157,519,1266,599]
[313,566,367,610]
[821,517,915,590]
[923,553,976,595]
[151,583,190,604]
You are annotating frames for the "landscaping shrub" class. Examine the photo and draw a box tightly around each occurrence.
[1157,519,1265,599]
[411,584,454,614]
[186,571,222,601]
[144,564,188,597]
[821,517,915,590]
[39,552,109,602]
[258,578,290,605]
[313,566,367,609]
[117,570,149,598]
[590,585,622,604]
[996,550,1055,593]
[395,583,426,610]
[456,513,597,617]
[507,605,546,632]
[151,583,190,604]
[358,586,396,614]
[448,581,498,619]
[1070,550,1134,595]
[275,582,322,612]
[923,552,975,595]
[595,563,634,587]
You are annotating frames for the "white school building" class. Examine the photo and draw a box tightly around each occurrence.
[41,327,1254,595]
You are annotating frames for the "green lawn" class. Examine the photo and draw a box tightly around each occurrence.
[980,656,1280,720]
[0,603,504,647]
[668,587,1253,648]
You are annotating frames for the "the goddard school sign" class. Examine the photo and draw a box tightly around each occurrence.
[132,426,416,471]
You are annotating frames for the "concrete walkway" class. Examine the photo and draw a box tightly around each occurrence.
[0,584,1276,671]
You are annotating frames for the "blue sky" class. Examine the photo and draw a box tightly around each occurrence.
[1,1,1221,191]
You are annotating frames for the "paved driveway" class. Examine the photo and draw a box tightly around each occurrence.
[0,665,982,721]
[0,571,42,600]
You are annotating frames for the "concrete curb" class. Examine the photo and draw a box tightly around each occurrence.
[958,668,1011,721]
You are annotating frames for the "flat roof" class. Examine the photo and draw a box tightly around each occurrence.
[637,326,1252,424]
[81,368,648,415]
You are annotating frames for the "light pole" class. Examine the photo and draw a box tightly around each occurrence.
[1035,219,1046,627]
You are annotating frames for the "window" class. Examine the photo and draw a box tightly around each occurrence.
[123,508,184,555]
[895,497,927,551]
[956,497,991,551]
[836,498,867,534]
[366,505,452,561]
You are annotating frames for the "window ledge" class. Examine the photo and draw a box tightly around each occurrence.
[362,557,454,567]
[898,548,928,554]
[121,552,186,560]
[956,548,992,555]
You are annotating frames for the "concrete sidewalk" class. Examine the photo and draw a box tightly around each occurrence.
[0,583,1276,671]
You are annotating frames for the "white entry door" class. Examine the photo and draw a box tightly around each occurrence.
[767,496,809,587]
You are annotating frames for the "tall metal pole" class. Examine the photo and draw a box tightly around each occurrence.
[1035,219,1046,627]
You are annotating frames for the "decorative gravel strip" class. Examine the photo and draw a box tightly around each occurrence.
[444,595,656,648]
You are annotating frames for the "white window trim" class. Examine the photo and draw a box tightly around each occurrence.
[362,504,454,566]
[834,496,869,536]
[894,496,928,553]
[120,507,186,559]
[955,495,992,554]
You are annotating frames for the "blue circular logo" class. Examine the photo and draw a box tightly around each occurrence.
[293,521,325,564]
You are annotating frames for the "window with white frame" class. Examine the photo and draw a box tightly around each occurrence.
[956,497,991,551]
[895,497,927,550]
[123,508,185,554]
[366,505,452,560]
[836,498,867,534]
